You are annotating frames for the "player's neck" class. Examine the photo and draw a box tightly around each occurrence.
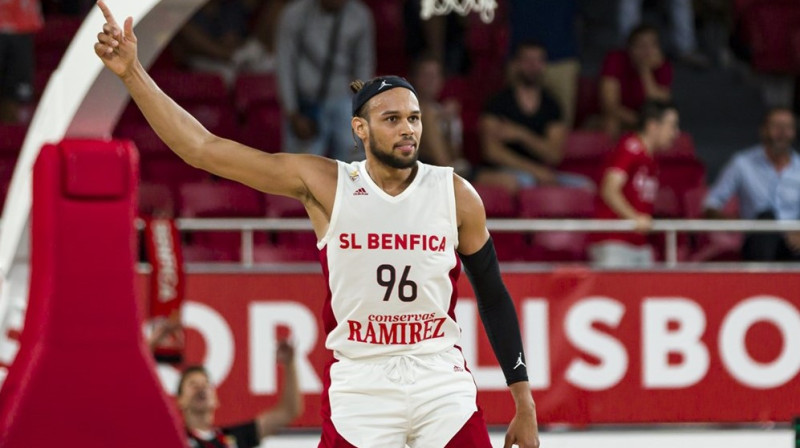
[183,410,215,432]
[364,158,418,196]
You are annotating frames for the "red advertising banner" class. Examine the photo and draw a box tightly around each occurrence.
[137,269,800,428]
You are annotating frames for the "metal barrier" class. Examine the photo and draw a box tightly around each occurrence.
[165,218,800,267]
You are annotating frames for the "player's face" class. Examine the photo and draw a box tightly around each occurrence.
[361,88,422,169]
[762,110,796,153]
[654,109,680,150]
[177,371,219,413]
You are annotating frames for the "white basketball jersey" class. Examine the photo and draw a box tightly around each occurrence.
[318,160,462,359]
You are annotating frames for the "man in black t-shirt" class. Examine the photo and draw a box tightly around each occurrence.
[477,40,593,192]
[177,341,302,448]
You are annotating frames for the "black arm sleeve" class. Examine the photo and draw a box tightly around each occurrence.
[459,237,528,385]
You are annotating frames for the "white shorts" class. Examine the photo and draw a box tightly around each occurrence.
[324,347,479,447]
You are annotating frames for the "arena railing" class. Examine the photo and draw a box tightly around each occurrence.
[160,218,800,268]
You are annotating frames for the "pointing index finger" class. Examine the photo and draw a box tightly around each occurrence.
[96,1,119,28]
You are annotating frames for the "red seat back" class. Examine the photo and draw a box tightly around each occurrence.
[519,186,595,218]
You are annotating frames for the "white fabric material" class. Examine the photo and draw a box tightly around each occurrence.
[329,347,478,447]
[319,160,462,360]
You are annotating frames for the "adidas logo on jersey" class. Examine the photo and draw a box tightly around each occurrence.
[353,187,368,196]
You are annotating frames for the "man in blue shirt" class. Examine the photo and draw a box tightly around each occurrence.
[704,107,800,261]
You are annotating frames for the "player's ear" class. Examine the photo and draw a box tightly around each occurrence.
[352,116,367,140]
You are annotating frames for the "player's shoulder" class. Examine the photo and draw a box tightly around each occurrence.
[452,173,484,213]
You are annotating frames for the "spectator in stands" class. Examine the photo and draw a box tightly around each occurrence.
[588,100,680,267]
[704,107,800,261]
[172,0,251,85]
[178,340,303,448]
[509,0,580,127]
[276,0,375,162]
[172,0,288,83]
[600,25,673,137]
[478,40,592,193]
[410,54,471,178]
[0,0,42,123]
[618,0,709,68]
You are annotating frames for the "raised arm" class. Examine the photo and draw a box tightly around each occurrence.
[93,1,335,201]
[254,341,303,439]
[454,176,539,448]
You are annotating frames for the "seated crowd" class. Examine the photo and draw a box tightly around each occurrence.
[1,0,799,264]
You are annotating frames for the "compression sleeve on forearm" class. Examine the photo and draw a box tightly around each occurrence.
[459,237,528,385]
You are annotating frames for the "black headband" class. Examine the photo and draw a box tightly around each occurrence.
[351,76,418,116]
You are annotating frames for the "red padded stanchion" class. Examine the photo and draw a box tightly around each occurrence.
[0,140,185,447]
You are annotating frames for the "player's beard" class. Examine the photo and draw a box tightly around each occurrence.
[369,134,418,169]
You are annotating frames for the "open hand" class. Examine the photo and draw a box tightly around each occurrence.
[94,1,138,78]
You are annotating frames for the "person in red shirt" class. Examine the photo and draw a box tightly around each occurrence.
[589,100,680,267]
[0,0,43,123]
[599,25,673,137]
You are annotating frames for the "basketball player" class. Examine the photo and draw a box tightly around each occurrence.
[93,2,539,447]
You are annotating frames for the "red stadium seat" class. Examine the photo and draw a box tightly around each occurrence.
[519,186,594,261]
[738,1,800,73]
[0,140,185,447]
[184,103,238,140]
[0,177,9,209]
[180,181,265,218]
[139,182,175,218]
[253,243,320,263]
[655,132,697,161]
[234,73,279,114]
[562,131,614,162]
[574,76,600,128]
[653,187,682,218]
[115,121,170,156]
[140,156,211,192]
[0,157,17,186]
[265,195,317,255]
[180,181,266,261]
[364,0,407,75]
[683,186,743,261]
[0,123,26,157]
[519,186,595,219]
[474,184,517,217]
[657,158,706,197]
[239,105,283,153]
[34,15,81,49]
[151,71,229,104]
[474,185,524,260]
